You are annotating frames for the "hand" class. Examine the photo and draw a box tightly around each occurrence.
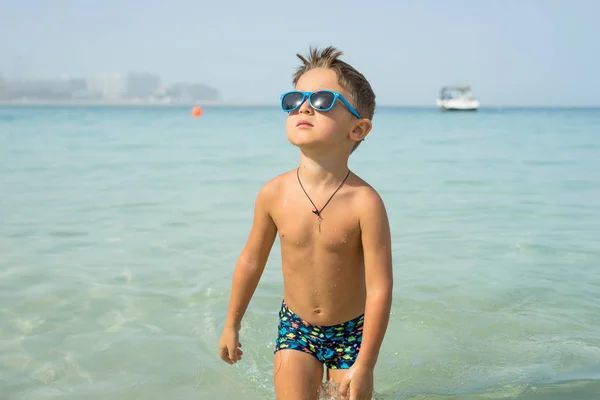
[338,363,374,400]
[218,326,243,365]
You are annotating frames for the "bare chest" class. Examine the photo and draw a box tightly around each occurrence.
[273,196,360,252]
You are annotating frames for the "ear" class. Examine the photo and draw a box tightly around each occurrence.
[349,119,372,143]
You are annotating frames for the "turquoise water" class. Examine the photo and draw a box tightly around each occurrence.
[1,105,599,399]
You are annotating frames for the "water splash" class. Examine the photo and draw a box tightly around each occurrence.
[317,381,384,400]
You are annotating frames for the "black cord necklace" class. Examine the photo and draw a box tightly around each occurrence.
[296,168,351,230]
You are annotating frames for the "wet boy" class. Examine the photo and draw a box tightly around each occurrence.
[219,46,393,400]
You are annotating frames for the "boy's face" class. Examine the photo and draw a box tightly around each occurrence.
[285,68,369,152]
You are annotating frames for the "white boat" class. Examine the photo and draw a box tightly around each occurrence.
[436,85,480,111]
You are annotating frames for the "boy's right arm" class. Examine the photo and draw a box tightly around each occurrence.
[219,181,278,364]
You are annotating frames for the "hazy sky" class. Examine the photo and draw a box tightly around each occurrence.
[1,0,598,106]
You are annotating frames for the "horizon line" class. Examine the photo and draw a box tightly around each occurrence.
[0,100,599,109]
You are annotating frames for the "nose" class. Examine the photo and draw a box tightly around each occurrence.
[297,96,314,114]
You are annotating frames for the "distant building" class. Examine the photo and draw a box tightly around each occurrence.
[87,73,127,99]
[3,76,88,101]
[161,82,221,102]
[0,75,6,100]
[126,72,161,99]
[0,72,220,103]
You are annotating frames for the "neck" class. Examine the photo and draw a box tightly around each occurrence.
[297,149,350,188]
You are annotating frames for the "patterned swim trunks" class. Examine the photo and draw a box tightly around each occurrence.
[274,300,364,369]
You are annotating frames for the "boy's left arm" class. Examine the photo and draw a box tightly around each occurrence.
[339,188,393,399]
[355,188,393,369]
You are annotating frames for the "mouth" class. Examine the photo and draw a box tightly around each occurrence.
[296,120,314,128]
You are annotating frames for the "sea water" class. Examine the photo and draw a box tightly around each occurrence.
[1,105,599,399]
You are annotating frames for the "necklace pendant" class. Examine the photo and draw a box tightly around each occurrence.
[297,168,351,234]
[314,215,323,229]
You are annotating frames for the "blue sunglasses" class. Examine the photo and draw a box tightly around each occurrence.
[280,90,361,119]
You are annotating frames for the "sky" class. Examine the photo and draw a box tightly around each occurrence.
[0,0,599,106]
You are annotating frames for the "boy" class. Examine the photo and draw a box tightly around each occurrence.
[219,46,393,400]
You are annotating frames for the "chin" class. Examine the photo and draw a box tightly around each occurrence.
[286,130,317,147]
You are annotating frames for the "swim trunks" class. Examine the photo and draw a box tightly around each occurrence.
[274,300,363,369]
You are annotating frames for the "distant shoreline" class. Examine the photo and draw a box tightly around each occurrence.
[0,100,598,109]
[0,100,277,107]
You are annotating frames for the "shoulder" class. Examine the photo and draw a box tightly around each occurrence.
[349,173,386,208]
[348,173,389,223]
[255,169,297,205]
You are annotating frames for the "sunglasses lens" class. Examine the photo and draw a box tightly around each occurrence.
[282,92,305,111]
[310,91,335,110]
